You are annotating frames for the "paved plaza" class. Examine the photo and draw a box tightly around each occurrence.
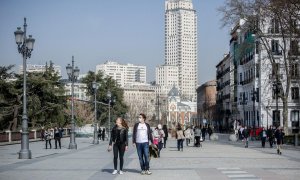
[0,134,300,180]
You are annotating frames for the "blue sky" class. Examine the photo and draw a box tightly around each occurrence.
[0,0,229,84]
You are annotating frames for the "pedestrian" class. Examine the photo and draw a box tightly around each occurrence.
[44,128,53,149]
[184,126,192,146]
[152,124,165,157]
[40,127,45,141]
[102,128,106,141]
[242,126,250,148]
[274,127,284,155]
[201,125,207,141]
[260,127,267,148]
[267,125,275,148]
[207,125,213,140]
[132,113,153,175]
[108,117,129,175]
[194,125,201,147]
[176,124,185,151]
[54,127,61,149]
[162,124,168,148]
[98,128,102,141]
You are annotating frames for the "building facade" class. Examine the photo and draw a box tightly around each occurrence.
[163,0,198,101]
[196,80,217,126]
[96,61,146,87]
[225,18,300,134]
[19,64,61,76]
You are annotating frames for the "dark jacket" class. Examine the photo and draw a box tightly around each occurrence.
[132,122,153,144]
[274,129,284,144]
[163,128,168,139]
[242,129,250,138]
[109,126,128,146]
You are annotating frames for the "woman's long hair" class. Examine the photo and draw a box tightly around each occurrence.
[120,117,129,129]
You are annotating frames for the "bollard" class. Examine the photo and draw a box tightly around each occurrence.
[5,130,11,142]
[31,129,37,139]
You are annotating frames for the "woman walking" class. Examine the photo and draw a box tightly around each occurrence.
[44,128,53,149]
[108,117,129,175]
[153,124,165,157]
[274,127,284,155]
[184,126,192,146]
[162,125,168,148]
[176,124,185,151]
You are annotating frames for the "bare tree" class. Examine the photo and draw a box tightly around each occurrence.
[219,0,300,134]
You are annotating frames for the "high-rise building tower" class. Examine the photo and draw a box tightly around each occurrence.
[165,0,198,101]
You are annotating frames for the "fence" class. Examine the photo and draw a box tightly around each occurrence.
[0,128,69,143]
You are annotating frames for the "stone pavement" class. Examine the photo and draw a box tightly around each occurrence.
[0,134,300,180]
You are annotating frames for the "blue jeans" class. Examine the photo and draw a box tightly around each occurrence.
[136,142,150,171]
[177,139,183,150]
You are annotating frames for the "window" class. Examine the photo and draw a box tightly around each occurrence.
[290,40,299,55]
[291,87,299,100]
[271,19,280,33]
[290,63,299,78]
[271,40,279,53]
[291,110,299,122]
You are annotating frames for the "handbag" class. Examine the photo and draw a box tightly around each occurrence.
[153,138,159,145]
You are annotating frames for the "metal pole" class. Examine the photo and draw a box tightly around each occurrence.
[69,56,77,149]
[253,87,256,138]
[19,18,31,159]
[108,100,111,140]
[275,84,279,127]
[157,94,160,124]
[93,86,98,144]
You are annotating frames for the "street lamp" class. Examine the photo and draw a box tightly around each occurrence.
[92,81,99,144]
[14,17,35,159]
[66,56,80,149]
[251,87,258,138]
[107,91,115,139]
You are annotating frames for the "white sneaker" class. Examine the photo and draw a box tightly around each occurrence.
[145,170,152,175]
[141,170,146,175]
[112,170,118,175]
[119,170,124,175]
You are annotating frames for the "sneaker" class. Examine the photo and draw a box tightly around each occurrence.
[145,170,152,175]
[141,170,146,175]
[119,170,124,175]
[112,170,118,175]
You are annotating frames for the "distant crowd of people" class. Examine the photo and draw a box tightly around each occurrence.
[237,125,285,154]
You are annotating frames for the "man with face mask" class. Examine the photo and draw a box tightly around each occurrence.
[132,113,153,175]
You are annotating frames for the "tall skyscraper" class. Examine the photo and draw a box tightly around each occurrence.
[164,0,198,101]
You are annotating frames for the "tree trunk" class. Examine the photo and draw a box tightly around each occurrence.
[282,97,289,134]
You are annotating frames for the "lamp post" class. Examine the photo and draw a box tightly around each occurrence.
[107,91,112,139]
[252,87,258,138]
[66,56,80,149]
[92,81,99,144]
[14,18,35,159]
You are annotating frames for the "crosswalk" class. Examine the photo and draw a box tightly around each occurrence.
[217,167,261,180]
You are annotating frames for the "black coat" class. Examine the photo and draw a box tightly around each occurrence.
[109,126,128,146]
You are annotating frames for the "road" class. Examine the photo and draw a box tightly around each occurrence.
[0,134,299,180]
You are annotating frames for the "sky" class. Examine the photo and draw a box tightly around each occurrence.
[0,0,230,85]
